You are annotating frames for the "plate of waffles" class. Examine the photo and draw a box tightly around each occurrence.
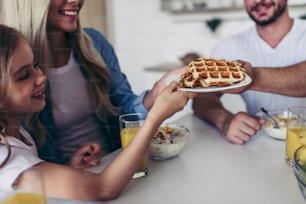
[166,57,252,92]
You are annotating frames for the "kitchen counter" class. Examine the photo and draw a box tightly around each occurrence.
[48,113,305,204]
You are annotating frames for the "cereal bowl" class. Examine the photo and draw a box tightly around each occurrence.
[256,109,289,140]
[149,123,190,160]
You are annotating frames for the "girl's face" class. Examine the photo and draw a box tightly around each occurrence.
[244,0,287,25]
[47,0,84,32]
[2,40,47,114]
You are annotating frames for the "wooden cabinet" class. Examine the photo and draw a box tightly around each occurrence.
[80,0,108,36]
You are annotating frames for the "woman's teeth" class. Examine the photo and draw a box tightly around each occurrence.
[61,10,77,16]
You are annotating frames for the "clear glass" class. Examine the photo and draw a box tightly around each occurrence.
[119,113,148,178]
[286,107,306,166]
[293,145,306,200]
[0,167,47,204]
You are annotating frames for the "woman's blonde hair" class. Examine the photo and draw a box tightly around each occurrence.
[0,24,42,168]
[1,0,118,122]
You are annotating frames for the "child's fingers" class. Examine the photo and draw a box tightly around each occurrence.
[91,144,102,154]
[167,81,179,91]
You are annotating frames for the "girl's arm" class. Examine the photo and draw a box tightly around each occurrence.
[36,82,194,201]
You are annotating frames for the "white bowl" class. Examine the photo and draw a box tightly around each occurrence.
[257,109,289,140]
[149,124,190,160]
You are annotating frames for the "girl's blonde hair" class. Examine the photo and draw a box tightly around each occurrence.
[0,24,40,168]
[2,0,118,122]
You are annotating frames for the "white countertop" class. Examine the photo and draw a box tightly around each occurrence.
[48,113,305,204]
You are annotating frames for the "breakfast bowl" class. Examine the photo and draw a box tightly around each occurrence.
[149,123,190,160]
[256,109,290,140]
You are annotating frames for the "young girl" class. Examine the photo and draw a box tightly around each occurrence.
[0,24,194,200]
[1,0,189,165]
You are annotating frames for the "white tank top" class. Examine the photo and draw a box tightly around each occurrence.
[46,53,111,162]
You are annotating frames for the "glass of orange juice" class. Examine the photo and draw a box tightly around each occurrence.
[293,145,306,199]
[0,167,46,204]
[119,113,148,178]
[286,107,306,166]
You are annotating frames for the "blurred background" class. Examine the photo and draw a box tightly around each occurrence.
[80,0,306,89]
[79,0,306,121]
[1,0,303,121]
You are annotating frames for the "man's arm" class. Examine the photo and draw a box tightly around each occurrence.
[192,91,263,144]
[251,61,306,96]
[192,92,232,131]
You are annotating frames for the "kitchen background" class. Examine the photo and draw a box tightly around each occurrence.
[3,0,305,121]
[100,0,306,121]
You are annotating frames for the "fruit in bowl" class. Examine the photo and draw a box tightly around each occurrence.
[149,123,190,160]
[257,109,290,140]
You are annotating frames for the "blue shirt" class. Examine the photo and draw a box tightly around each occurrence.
[36,28,149,164]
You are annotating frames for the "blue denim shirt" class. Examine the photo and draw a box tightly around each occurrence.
[37,28,149,164]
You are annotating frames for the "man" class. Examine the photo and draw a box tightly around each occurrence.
[193,0,306,144]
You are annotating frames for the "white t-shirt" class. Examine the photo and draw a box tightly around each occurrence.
[0,128,43,193]
[211,18,306,115]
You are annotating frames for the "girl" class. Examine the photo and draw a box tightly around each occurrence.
[1,0,188,165]
[0,24,193,200]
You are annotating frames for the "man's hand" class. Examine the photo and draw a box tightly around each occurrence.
[221,112,264,144]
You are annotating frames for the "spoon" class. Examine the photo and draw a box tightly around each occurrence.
[260,107,280,129]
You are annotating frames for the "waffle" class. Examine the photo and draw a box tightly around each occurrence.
[178,57,246,88]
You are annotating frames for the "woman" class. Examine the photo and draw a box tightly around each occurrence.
[1,0,187,165]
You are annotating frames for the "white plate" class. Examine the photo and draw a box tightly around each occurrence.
[166,74,252,93]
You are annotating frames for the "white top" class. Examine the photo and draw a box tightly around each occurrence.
[46,53,111,162]
[0,128,42,193]
[211,18,306,115]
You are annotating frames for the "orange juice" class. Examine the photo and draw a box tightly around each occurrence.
[286,128,306,162]
[1,192,46,204]
[120,127,147,171]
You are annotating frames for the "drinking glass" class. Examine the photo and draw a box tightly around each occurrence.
[293,145,306,199]
[0,167,47,204]
[119,113,148,178]
[286,107,306,166]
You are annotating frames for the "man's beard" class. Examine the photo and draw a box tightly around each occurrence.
[247,1,287,26]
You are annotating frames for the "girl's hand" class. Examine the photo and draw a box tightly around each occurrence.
[69,143,102,170]
[149,81,197,122]
[144,66,189,110]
